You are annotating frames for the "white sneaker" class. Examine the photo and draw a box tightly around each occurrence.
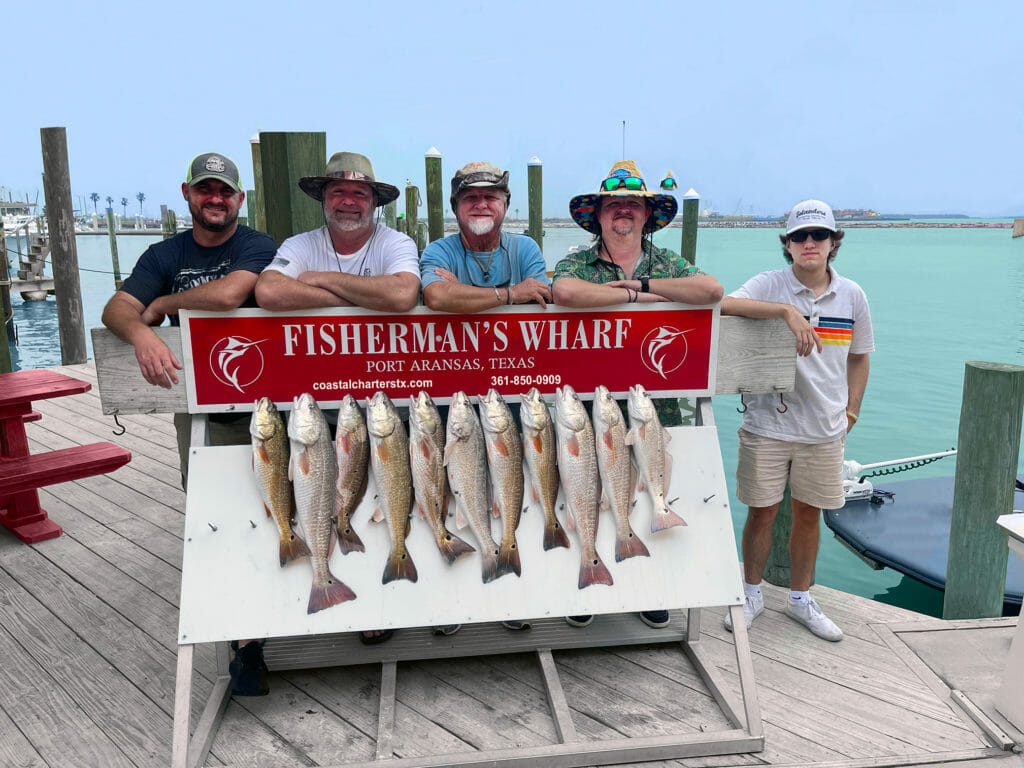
[785,597,843,641]
[723,592,764,632]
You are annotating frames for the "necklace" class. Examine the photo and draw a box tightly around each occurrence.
[461,234,501,281]
[324,224,374,277]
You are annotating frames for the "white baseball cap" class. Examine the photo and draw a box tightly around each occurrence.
[786,199,836,234]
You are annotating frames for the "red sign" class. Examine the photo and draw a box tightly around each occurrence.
[180,305,718,412]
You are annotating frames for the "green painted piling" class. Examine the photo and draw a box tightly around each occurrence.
[943,361,1024,619]
[681,189,699,267]
[249,133,265,232]
[528,156,543,252]
[405,184,420,251]
[40,126,87,365]
[425,148,444,243]
[259,132,326,246]
[385,201,397,229]
[105,208,122,290]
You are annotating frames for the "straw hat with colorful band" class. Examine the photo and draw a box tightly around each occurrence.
[298,151,400,207]
[569,160,678,234]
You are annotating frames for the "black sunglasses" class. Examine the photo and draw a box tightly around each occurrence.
[789,229,832,243]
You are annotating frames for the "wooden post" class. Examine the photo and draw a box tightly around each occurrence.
[762,485,815,587]
[258,132,326,246]
[528,156,543,252]
[405,184,420,251]
[384,201,397,229]
[40,127,87,365]
[0,223,12,373]
[681,188,699,266]
[417,222,427,254]
[105,208,122,290]
[943,361,1024,619]
[249,133,265,232]
[424,147,444,243]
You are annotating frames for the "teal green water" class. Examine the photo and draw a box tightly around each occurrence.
[8,226,1023,615]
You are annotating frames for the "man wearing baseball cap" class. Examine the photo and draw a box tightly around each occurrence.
[720,199,874,642]
[419,161,551,312]
[102,151,276,467]
[255,151,419,312]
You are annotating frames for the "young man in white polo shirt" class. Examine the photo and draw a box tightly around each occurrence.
[720,200,873,641]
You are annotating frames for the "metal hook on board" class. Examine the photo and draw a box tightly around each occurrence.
[736,395,747,414]
[111,411,126,436]
[776,393,788,414]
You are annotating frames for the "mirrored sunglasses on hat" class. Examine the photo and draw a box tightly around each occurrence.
[601,176,644,192]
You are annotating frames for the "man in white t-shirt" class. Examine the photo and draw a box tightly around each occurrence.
[720,200,873,642]
[255,151,419,312]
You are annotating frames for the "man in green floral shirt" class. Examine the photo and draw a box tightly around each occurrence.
[552,160,723,424]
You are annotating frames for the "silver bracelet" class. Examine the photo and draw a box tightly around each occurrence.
[507,286,513,304]
[493,286,502,305]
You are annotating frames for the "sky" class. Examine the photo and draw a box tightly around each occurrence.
[3,1,1023,219]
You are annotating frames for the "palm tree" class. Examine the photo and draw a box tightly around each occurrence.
[120,197,129,218]
[90,192,99,214]
[105,195,113,208]
[136,192,145,218]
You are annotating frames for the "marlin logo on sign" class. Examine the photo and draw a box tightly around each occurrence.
[209,336,267,393]
[640,326,691,380]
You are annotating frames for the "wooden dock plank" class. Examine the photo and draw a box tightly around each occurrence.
[287,665,474,760]
[0,566,165,767]
[0,702,48,768]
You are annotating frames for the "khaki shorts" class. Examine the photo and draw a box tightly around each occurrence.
[736,429,845,510]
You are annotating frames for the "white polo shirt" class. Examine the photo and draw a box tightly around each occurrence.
[730,265,874,443]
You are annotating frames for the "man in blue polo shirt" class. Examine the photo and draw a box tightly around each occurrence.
[720,199,874,642]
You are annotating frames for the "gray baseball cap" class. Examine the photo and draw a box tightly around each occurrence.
[186,153,241,192]
[786,199,836,234]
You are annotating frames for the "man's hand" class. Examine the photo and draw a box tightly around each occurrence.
[606,279,670,303]
[433,267,459,283]
[133,332,183,388]
[508,278,552,308]
[785,307,822,356]
[140,299,167,327]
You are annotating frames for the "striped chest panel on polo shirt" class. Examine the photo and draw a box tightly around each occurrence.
[812,315,854,346]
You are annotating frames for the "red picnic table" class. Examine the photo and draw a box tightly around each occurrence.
[0,369,132,543]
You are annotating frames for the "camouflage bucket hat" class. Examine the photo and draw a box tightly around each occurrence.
[569,160,678,234]
[298,152,400,207]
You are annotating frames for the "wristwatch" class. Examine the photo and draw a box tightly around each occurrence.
[640,277,650,293]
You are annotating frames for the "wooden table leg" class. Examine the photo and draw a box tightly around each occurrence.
[0,489,63,543]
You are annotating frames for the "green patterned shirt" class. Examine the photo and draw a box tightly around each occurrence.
[552,241,703,283]
[553,240,704,427]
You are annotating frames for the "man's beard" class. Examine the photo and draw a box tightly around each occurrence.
[329,210,373,232]
[191,202,237,232]
[610,217,636,236]
[465,215,497,236]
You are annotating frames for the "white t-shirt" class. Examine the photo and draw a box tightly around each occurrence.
[264,225,418,279]
[730,265,874,443]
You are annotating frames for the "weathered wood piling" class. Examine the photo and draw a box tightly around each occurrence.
[424,147,443,243]
[944,361,1024,618]
[40,126,87,365]
[105,207,122,289]
[528,156,542,251]
[681,188,699,266]
[258,131,326,246]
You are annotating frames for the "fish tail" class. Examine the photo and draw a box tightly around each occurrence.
[436,528,475,565]
[650,500,687,532]
[578,550,614,589]
[335,517,366,554]
[615,524,651,562]
[543,514,570,550]
[480,546,500,583]
[497,535,522,577]
[307,573,357,614]
[382,546,419,584]
[279,530,312,567]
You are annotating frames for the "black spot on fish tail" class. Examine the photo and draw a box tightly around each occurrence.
[615,524,651,562]
[578,552,614,589]
[650,502,687,532]
[335,518,365,555]
[280,530,312,567]
[543,518,571,550]
[436,528,475,565]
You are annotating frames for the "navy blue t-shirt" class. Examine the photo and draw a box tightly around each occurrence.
[119,225,276,325]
